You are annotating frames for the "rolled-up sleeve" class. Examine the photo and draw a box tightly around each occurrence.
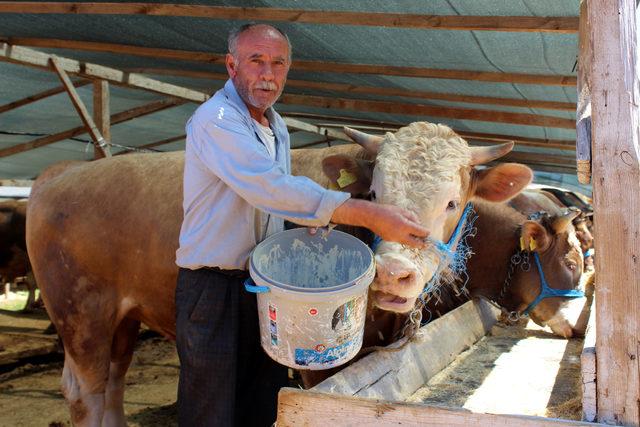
[189,109,350,227]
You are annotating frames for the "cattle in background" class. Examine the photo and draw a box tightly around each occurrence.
[26,121,529,425]
[509,187,594,273]
[0,199,38,311]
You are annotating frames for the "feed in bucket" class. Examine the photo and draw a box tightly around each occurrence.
[245,228,375,370]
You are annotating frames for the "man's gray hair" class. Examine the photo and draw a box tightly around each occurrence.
[227,23,292,61]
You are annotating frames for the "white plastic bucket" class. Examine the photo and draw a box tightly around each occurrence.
[245,228,375,370]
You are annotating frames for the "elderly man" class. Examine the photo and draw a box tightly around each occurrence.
[175,23,428,426]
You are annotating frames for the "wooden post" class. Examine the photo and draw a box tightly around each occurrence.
[589,0,640,424]
[92,80,110,159]
[50,57,111,157]
[576,0,592,184]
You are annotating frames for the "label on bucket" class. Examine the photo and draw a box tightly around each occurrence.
[268,303,278,346]
[294,340,354,366]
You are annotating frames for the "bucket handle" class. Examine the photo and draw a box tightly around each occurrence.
[244,278,270,293]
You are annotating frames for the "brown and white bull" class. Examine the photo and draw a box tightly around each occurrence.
[27,121,529,425]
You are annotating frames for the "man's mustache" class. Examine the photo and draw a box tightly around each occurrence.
[255,82,278,91]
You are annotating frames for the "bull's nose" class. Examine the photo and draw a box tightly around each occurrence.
[375,261,418,288]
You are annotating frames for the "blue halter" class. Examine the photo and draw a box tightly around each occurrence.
[521,251,585,316]
[370,202,475,295]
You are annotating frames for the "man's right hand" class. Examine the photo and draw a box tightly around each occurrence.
[331,199,428,249]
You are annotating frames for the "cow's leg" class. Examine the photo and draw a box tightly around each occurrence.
[22,272,37,312]
[102,317,140,427]
[61,350,109,427]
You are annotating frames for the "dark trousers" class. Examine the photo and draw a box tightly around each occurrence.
[175,268,289,427]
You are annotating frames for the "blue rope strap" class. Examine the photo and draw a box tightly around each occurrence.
[369,203,476,298]
[521,252,585,316]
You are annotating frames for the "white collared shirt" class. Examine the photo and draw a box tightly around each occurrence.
[176,80,350,270]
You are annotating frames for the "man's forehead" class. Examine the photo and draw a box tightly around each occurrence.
[237,27,288,49]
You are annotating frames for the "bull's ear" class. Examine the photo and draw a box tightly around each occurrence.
[474,163,533,202]
[521,220,552,253]
[322,155,374,196]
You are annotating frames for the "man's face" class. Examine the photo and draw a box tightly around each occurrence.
[226,27,290,118]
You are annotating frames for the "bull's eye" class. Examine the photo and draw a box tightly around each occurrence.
[447,200,459,211]
[566,262,577,271]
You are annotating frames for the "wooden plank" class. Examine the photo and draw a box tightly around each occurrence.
[0,3,579,33]
[0,79,90,114]
[50,57,111,157]
[291,61,576,86]
[499,151,577,168]
[581,296,597,422]
[576,0,592,184]
[279,94,576,129]
[92,79,110,159]
[588,0,640,424]
[278,388,603,426]
[134,134,185,151]
[283,112,577,148]
[3,38,576,86]
[0,97,184,158]
[0,43,208,103]
[129,66,576,111]
[283,117,350,142]
[312,299,499,400]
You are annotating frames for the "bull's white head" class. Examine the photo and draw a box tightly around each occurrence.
[323,122,533,313]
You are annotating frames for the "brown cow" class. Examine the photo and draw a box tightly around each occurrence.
[27,122,530,425]
[510,188,594,273]
[0,199,38,311]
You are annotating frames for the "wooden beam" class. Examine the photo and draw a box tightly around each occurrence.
[0,97,184,158]
[0,79,91,114]
[309,120,576,150]
[500,151,576,168]
[128,67,576,111]
[589,0,640,424]
[576,0,592,184]
[279,94,576,128]
[50,57,111,157]
[581,296,597,423]
[278,388,600,426]
[283,117,350,142]
[137,134,185,150]
[0,43,208,103]
[0,3,579,33]
[313,300,498,399]
[92,80,110,159]
[4,38,577,86]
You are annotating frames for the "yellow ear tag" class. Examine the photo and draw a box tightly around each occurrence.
[519,237,526,251]
[336,169,357,189]
[529,238,537,252]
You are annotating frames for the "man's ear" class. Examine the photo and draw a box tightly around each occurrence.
[322,155,374,196]
[225,53,237,78]
[521,220,552,253]
[474,163,533,202]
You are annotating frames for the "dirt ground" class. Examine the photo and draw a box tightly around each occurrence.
[0,308,179,427]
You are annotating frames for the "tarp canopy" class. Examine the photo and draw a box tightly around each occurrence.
[0,0,589,193]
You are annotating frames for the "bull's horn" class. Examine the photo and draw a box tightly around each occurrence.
[343,127,383,155]
[552,209,580,234]
[469,142,514,166]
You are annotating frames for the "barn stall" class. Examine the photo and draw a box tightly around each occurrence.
[0,0,637,426]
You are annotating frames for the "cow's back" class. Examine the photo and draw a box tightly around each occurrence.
[26,152,184,338]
